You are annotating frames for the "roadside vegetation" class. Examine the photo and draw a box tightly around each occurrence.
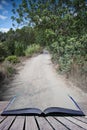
[0,27,42,81]
[5,55,19,64]
[25,44,42,57]
[0,0,87,90]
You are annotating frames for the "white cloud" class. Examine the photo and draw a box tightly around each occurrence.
[0,28,9,32]
[0,14,7,20]
[2,0,8,5]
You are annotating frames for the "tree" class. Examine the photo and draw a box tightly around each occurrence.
[5,28,16,55]
[0,32,7,42]
[11,0,87,74]
[11,0,87,33]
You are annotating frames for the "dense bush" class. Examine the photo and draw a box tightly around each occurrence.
[5,55,19,64]
[0,42,8,61]
[14,42,25,56]
[25,44,42,57]
[50,35,87,74]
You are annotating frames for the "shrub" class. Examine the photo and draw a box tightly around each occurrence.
[0,42,8,61]
[25,44,42,57]
[14,42,25,56]
[6,66,15,76]
[5,55,19,64]
[58,55,73,73]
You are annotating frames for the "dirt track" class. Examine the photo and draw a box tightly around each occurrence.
[0,53,87,114]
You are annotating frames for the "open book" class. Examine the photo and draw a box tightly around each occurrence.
[1,93,84,116]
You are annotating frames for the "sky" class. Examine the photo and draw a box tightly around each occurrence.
[0,0,21,32]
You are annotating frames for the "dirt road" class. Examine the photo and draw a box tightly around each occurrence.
[0,53,87,114]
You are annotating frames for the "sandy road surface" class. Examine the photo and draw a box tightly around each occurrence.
[0,53,87,114]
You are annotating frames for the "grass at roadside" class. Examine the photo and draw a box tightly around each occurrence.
[25,44,42,57]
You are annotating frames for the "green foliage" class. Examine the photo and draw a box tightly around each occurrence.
[15,27,36,46]
[50,35,87,73]
[0,32,7,42]
[6,66,15,76]
[5,56,19,64]
[35,30,46,46]
[14,42,25,56]
[0,42,8,61]
[0,26,37,59]
[25,44,42,57]
[58,55,73,73]
[45,29,56,45]
[4,29,16,55]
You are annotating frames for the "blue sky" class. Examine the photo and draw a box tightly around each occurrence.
[0,0,21,32]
